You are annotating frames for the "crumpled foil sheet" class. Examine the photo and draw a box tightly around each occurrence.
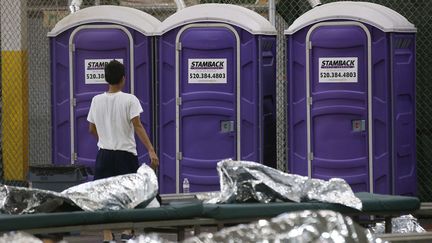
[127,234,172,243]
[0,185,76,214]
[208,159,362,210]
[62,164,158,211]
[184,210,382,243]
[0,164,158,213]
[0,231,43,243]
[195,191,221,202]
[371,214,426,234]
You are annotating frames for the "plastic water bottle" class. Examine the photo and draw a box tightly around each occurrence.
[182,178,190,193]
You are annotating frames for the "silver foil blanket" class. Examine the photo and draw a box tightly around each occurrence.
[211,159,362,210]
[62,164,158,211]
[0,232,44,243]
[0,185,76,214]
[184,210,381,243]
[0,164,158,213]
[371,214,425,234]
[128,234,173,243]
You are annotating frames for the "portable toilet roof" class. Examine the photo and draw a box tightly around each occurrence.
[47,5,161,37]
[285,1,416,34]
[157,3,277,35]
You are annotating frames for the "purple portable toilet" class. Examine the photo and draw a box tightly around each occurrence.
[157,4,277,193]
[285,2,416,196]
[48,6,160,170]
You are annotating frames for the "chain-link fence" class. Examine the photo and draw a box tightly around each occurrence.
[1,0,432,201]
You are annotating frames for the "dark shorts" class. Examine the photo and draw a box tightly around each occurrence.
[94,149,139,180]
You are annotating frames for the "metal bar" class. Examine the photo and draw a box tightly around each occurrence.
[258,37,264,163]
[177,226,185,241]
[390,34,395,195]
[152,37,158,148]
[13,218,218,235]
[175,32,181,194]
[194,225,201,235]
[377,232,432,242]
[385,217,392,233]
[68,0,81,13]
[306,0,321,8]
[174,0,186,11]
[268,0,276,26]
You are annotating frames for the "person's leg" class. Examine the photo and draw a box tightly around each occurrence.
[94,149,116,242]
[114,151,139,241]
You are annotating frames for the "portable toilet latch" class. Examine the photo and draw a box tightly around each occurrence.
[308,152,314,161]
[177,152,183,160]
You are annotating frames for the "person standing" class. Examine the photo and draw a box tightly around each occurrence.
[87,60,158,242]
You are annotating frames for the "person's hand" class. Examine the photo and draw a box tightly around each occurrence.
[149,150,159,170]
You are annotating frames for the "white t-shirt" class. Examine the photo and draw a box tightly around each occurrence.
[87,91,143,155]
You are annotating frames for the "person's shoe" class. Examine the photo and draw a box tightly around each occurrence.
[120,233,134,242]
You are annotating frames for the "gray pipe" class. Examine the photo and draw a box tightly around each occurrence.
[268,0,276,26]
[307,0,321,8]
[68,0,82,13]
[174,0,186,12]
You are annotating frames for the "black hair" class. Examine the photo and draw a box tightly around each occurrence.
[104,60,125,85]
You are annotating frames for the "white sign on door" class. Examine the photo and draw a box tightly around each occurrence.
[84,58,124,84]
[319,57,358,83]
[188,58,227,84]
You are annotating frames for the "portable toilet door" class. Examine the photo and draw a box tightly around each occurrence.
[285,2,416,195]
[157,4,277,193]
[48,6,160,170]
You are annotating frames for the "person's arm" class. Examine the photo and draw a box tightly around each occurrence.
[131,116,159,169]
[89,122,98,139]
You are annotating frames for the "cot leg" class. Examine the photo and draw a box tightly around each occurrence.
[193,225,201,235]
[385,217,392,233]
[217,223,224,231]
[177,226,185,241]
